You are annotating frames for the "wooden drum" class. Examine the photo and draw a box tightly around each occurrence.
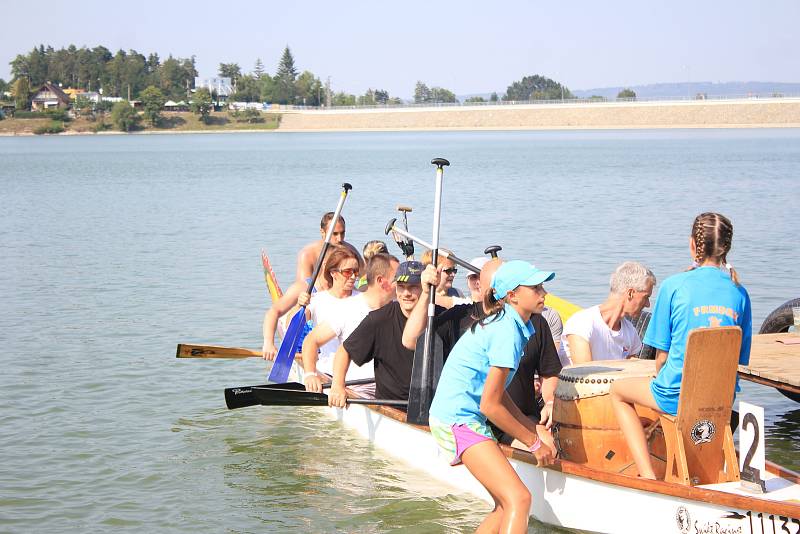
[553,359,666,476]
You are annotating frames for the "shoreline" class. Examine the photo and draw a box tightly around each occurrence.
[2,98,799,136]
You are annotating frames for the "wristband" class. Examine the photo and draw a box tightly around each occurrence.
[545,401,554,406]
[529,437,542,454]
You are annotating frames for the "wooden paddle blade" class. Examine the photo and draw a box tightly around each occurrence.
[176,344,261,358]
[406,329,444,425]
[225,382,306,410]
[267,307,307,383]
[253,387,329,406]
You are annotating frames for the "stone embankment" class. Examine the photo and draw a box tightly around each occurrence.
[275,98,800,132]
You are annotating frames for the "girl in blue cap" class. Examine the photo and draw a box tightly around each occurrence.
[429,260,556,533]
[609,212,752,479]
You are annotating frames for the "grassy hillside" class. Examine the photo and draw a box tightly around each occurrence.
[0,111,281,135]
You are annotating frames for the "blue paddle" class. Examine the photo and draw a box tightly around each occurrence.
[268,183,353,382]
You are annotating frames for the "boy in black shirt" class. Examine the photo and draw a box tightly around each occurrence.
[328,261,425,407]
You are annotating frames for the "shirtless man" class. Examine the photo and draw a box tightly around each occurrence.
[561,261,655,364]
[301,253,400,393]
[262,212,362,360]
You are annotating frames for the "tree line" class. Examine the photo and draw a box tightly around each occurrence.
[1,43,637,110]
[1,44,405,107]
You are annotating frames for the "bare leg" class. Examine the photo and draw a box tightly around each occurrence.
[461,440,531,534]
[609,377,662,479]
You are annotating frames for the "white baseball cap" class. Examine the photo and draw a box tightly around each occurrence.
[466,257,489,278]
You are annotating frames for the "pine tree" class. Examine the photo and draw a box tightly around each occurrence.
[253,58,265,79]
[274,46,298,104]
[276,47,297,82]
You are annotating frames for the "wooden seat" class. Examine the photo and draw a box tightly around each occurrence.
[660,326,742,485]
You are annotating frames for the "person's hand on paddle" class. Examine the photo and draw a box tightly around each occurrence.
[420,264,440,291]
[328,382,348,408]
[304,371,324,393]
[539,400,554,430]
[297,291,311,307]
[263,342,278,360]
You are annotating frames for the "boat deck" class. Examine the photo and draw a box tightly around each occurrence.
[702,470,800,504]
[739,334,800,395]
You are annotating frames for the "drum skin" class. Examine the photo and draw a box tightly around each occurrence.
[552,360,667,477]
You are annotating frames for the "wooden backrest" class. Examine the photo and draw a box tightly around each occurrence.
[675,326,742,484]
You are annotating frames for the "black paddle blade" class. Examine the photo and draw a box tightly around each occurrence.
[225,382,305,410]
[406,329,444,425]
[252,387,329,407]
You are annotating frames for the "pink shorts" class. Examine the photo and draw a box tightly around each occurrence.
[429,417,495,465]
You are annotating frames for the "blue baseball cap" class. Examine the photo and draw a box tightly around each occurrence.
[394,260,424,284]
[491,260,555,299]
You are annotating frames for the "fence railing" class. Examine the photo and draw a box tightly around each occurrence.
[251,92,800,112]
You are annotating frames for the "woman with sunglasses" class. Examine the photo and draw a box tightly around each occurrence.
[303,246,360,382]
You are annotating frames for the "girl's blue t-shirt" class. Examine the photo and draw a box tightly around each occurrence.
[644,267,752,416]
[429,304,534,425]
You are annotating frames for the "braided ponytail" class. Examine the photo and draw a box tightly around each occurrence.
[690,212,740,285]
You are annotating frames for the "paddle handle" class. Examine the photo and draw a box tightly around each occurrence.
[484,245,502,258]
[384,221,479,274]
[306,183,352,294]
[411,158,448,425]
[347,398,408,406]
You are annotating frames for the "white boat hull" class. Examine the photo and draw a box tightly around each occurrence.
[285,364,800,533]
[326,402,799,533]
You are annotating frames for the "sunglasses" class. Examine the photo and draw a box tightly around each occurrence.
[443,268,458,275]
[334,268,360,278]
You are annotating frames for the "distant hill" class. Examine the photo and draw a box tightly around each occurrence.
[458,81,800,102]
[571,81,800,99]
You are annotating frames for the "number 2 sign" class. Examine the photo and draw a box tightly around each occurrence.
[739,401,767,493]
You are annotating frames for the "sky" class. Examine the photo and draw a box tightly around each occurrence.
[1,0,798,98]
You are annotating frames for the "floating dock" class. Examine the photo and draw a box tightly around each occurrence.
[739,334,800,396]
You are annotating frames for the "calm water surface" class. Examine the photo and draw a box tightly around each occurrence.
[1,129,798,532]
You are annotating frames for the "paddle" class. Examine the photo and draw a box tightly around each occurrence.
[484,245,502,258]
[392,205,415,259]
[176,344,262,358]
[225,378,375,410]
[261,248,284,303]
[250,387,408,407]
[407,157,449,426]
[268,183,353,383]
[384,219,479,274]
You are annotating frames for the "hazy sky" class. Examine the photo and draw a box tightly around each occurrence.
[2,0,798,97]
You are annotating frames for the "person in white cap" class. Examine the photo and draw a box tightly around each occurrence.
[465,256,490,302]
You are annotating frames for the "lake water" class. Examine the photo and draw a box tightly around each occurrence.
[1,129,798,532]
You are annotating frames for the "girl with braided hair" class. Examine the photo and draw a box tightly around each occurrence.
[609,212,752,479]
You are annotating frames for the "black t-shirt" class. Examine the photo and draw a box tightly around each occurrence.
[433,304,561,418]
[505,313,563,419]
[344,301,414,401]
[434,301,484,358]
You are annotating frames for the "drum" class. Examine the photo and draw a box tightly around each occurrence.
[553,359,666,476]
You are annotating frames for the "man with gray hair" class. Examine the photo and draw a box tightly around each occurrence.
[561,261,656,364]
